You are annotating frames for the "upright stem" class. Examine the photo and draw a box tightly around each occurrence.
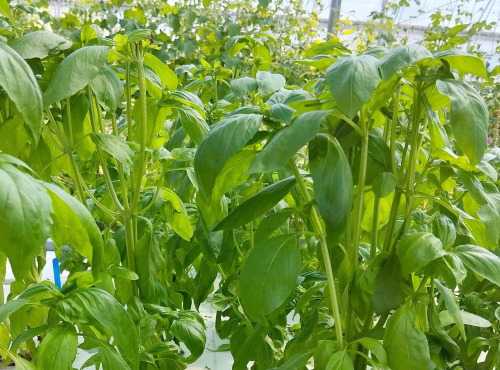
[390,85,402,176]
[126,62,133,141]
[131,43,148,210]
[290,159,344,350]
[370,197,380,258]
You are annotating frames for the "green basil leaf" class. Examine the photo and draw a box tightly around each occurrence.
[240,234,301,322]
[396,232,445,275]
[383,303,430,370]
[379,44,432,80]
[436,79,488,166]
[90,65,124,112]
[10,31,72,59]
[453,244,500,287]
[434,50,488,79]
[35,326,78,370]
[213,176,296,231]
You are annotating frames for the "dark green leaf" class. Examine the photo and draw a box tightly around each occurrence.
[213,176,296,230]
[176,105,209,144]
[90,133,134,171]
[309,134,353,245]
[171,313,206,361]
[453,244,500,287]
[248,110,331,174]
[396,232,445,275]
[194,113,262,202]
[240,234,301,322]
[254,208,293,244]
[90,65,124,112]
[256,71,285,96]
[326,54,381,118]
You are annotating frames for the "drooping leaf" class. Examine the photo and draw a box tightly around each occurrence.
[90,65,124,112]
[248,110,331,174]
[379,44,432,80]
[383,302,430,370]
[35,326,78,370]
[213,176,296,230]
[144,52,178,94]
[453,244,500,287]
[10,31,72,59]
[43,183,103,279]
[194,113,262,202]
[231,77,258,99]
[372,254,412,315]
[309,134,353,245]
[171,313,206,362]
[74,289,139,369]
[436,79,488,165]
[0,299,30,324]
[269,103,295,125]
[326,54,381,118]
[0,163,52,280]
[395,232,446,275]
[240,234,301,322]
[43,45,109,107]
[434,280,465,340]
[176,105,209,144]
[90,133,134,171]
[439,310,491,328]
[254,208,294,244]
[0,43,43,139]
[434,50,488,79]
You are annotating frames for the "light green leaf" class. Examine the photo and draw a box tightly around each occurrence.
[396,232,445,275]
[213,176,296,230]
[194,113,262,202]
[176,105,209,144]
[0,163,52,280]
[434,50,488,79]
[453,244,500,287]
[256,71,286,96]
[434,280,465,340]
[43,45,109,107]
[231,77,257,99]
[35,326,78,370]
[439,310,491,328]
[90,65,124,112]
[90,133,134,171]
[0,43,43,139]
[240,234,301,322]
[436,79,488,166]
[144,52,178,92]
[326,350,354,370]
[0,0,15,24]
[108,264,139,280]
[353,337,387,365]
[43,183,103,279]
[326,54,381,118]
[383,303,430,370]
[379,44,432,80]
[0,299,29,323]
[248,110,330,174]
[309,134,353,246]
[10,31,72,59]
[74,288,139,369]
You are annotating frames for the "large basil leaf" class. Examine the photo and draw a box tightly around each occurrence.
[213,176,296,230]
[171,313,206,362]
[240,234,301,322]
[379,44,432,80]
[194,113,262,202]
[90,133,134,171]
[383,303,430,370]
[395,232,445,275]
[90,65,124,112]
[43,45,109,107]
[248,110,331,174]
[256,71,286,96]
[0,43,43,139]
[434,50,488,79]
[176,105,209,144]
[309,134,353,245]
[0,163,52,280]
[43,183,104,280]
[326,54,380,118]
[10,30,72,59]
[74,289,139,369]
[35,326,78,370]
[453,245,500,287]
[436,79,488,165]
[326,350,354,370]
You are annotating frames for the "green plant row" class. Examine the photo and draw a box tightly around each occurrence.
[0,0,499,369]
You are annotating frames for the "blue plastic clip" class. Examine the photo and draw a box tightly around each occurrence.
[52,258,61,290]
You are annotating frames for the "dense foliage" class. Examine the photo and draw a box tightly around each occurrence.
[0,0,499,369]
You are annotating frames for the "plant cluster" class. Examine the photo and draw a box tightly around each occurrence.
[0,0,499,369]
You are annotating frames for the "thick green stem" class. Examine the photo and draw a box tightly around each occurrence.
[125,62,133,141]
[390,85,402,176]
[131,44,148,210]
[86,86,124,213]
[123,214,138,294]
[371,197,380,258]
[289,159,344,350]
